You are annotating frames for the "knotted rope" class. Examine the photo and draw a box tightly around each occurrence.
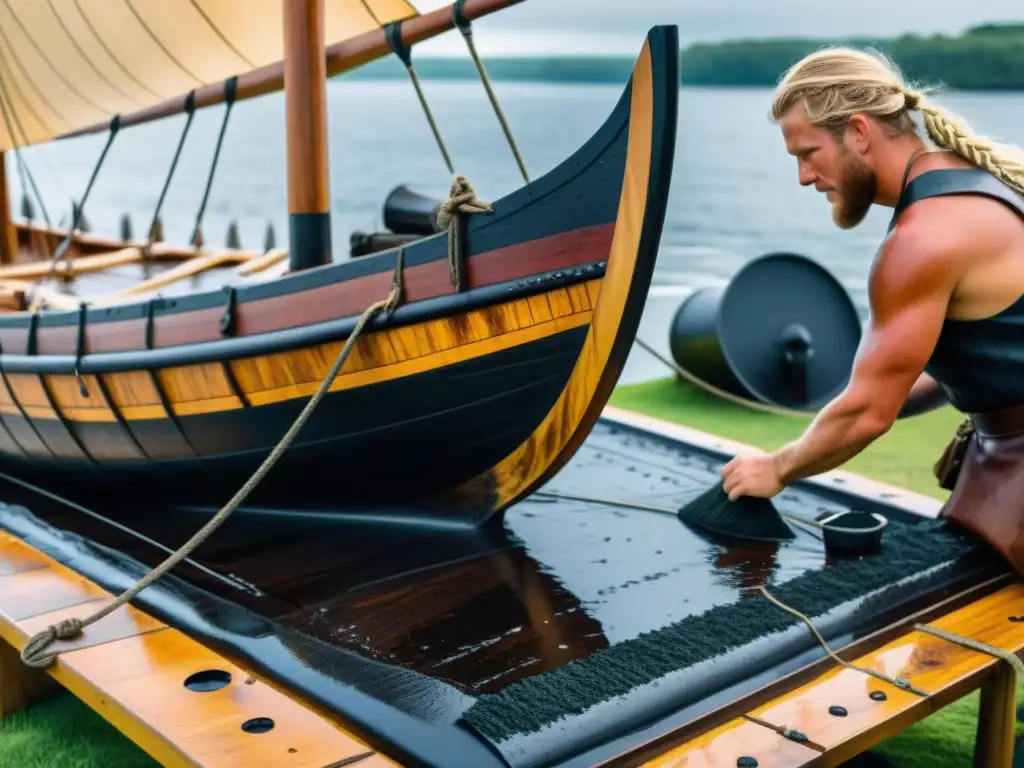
[436,174,492,292]
[21,249,406,669]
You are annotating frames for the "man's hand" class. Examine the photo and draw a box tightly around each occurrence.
[721,452,784,500]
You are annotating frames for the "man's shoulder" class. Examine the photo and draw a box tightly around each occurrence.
[870,203,970,298]
[881,195,1004,268]
[891,191,1021,253]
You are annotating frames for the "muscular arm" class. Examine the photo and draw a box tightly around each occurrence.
[771,211,963,484]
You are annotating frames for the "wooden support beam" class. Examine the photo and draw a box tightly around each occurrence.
[0,152,16,265]
[974,661,1018,767]
[283,0,331,272]
[0,637,61,717]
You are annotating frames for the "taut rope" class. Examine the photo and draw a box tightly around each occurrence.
[633,337,816,419]
[20,249,406,669]
[450,0,529,184]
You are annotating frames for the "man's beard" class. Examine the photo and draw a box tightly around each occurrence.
[831,154,877,229]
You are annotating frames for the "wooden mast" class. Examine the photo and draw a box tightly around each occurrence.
[283,0,331,272]
[0,152,15,264]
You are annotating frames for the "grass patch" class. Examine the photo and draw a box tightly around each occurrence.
[609,376,964,499]
[0,695,155,767]
[610,377,1022,767]
[0,376,1013,766]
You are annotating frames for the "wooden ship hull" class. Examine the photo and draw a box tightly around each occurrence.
[0,14,678,520]
[1,3,1021,767]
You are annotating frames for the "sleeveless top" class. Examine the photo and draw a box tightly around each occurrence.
[887,168,1024,414]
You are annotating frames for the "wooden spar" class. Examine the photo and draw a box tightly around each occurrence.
[55,0,525,143]
[283,0,331,272]
[0,152,15,264]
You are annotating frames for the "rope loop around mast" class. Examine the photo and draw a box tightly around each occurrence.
[20,248,407,669]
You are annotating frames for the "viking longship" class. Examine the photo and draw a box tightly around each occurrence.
[0,0,679,519]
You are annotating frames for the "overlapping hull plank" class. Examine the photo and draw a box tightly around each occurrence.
[0,26,679,520]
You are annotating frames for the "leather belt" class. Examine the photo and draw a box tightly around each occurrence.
[970,402,1024,437]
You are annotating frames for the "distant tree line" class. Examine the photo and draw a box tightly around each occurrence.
[679,23,1024,90]
[340,22,1024,90]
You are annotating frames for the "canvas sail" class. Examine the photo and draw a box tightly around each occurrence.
[0,0,419,150]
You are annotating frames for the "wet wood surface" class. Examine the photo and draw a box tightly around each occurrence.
[736,583,1024,766]
[639,717,822,767]
[0,528,398,768]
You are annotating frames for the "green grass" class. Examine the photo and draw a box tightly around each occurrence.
[0,695,156,767]
[609,376,966,500]
[0,377,1015,766]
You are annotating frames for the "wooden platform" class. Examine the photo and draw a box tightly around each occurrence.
[0,407,1020,768]
[634,579,1023,767]
[0,527,397,767]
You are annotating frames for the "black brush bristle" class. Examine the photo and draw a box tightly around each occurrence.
[677,482,795,542]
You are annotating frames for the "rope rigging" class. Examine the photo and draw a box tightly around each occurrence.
[28,115,121,308]
[450,0,529,185]
[20,248,407,669]
[0,57,52,230]
[189,77,238,249]
[384,11,815,420]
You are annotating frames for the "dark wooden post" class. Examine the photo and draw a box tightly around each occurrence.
[0,151,16,264]
[283,0,332,271]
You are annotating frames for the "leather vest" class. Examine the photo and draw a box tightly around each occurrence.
[887,168,1024,413]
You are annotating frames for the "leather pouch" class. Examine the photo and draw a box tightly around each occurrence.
[933,417,974,491]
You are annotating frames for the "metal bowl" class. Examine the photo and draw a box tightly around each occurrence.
[817,510,888,557]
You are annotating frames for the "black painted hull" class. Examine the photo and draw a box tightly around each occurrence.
[0,325,589,512]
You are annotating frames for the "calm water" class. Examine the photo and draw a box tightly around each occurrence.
[9,81,1024,384]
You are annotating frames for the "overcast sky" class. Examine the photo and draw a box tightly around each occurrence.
[414,0,1024,55]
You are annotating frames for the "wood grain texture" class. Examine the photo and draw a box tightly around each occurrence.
[727,584,1024,766]
[0,152,16,265]
[637,583,1024,767]
[0,222,613,356]
[0,639,61,718]
[284,0,330,215]
[0,529,399,768]
[975,660,1017,767]
[640,717,821,767]
[481,40,654,509]
[12,281,596,435]
[229,282,594,407]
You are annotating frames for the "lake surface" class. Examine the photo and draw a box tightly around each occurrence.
[9,80,1024,384]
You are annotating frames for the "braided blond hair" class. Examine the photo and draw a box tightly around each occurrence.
[770,46,1024,196]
